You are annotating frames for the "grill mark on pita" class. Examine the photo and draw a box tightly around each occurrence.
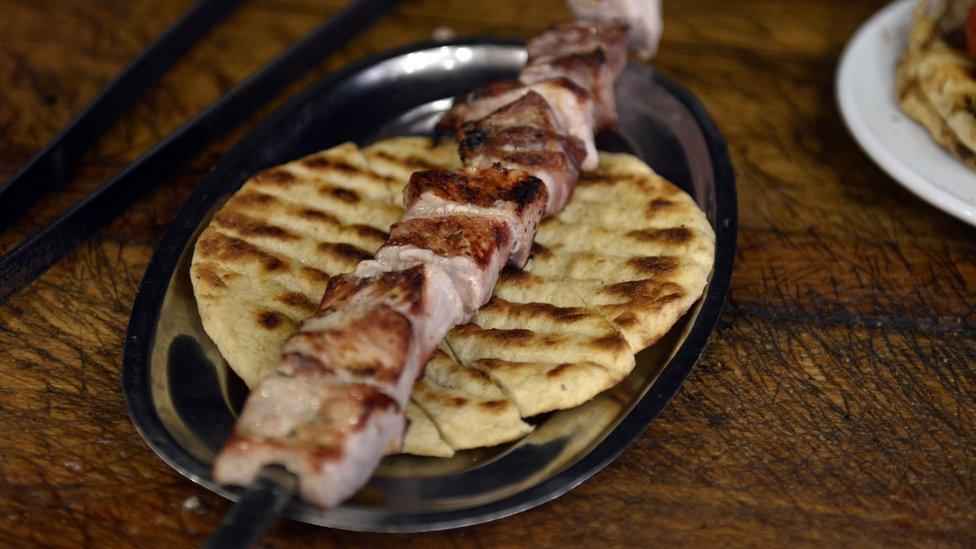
[476,301,630,353]
[578,172,604,183]
[302,155,361,172]
[613,312,640,328]
[627,256,679,275]
[600,281,651,299]
[479,400,509,411]
[593,333,629,351]
[233,194,390,248]
[413,383,444,404]
[538,218,621,237]
[241,182,404,227]
[417,387,475,410]
[264,257,286,272]
[581,171,681,196]
[320,186,361,203]
[316,242,374,263]
[256,310,289,330]
[473,358,511,372]
[499,271,605,291]
[314,153,405,189]
[659,183,682,196]
[214,211,300,241]
[466,367,493,383]
[300,266,330,283]
[198,231,292,273]
[192,263,228,289]
[546,363,574,378]
[253,168,297,186]
[373,150,439,170]
[277,292,318,313]
[226,202,388,253]
[654,291,685,305]
[577,172,642,187]
[627,227,694,245]
[485,298,591,324]
[353,225,389,241]
[601,279,686,299]
[297,207,341,224]
[232,191,277,209]
[460,326,534,343]
[646,198,676,213]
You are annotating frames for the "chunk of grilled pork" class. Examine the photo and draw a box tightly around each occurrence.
[314,264,464,397]
[457,92,586,215]
[280,265,463,405]
[402,166,548,267]
[522,21,629,128]
[526,21,629,77]
[437,78,598,171]
[213,264,463,507]
[213,379,404,509]
[521,50,618,131]
[366,215,514,316]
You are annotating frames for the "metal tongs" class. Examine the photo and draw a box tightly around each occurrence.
[0,0,404,544]
[0,0,402,304]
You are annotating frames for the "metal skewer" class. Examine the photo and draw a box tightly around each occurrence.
[0,0,403,304]
[205,466,298,548]
[0,0,245,237]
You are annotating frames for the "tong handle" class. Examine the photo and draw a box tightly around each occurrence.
[0,0,245,236]
[204,467,297,549]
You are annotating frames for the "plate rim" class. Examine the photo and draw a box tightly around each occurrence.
[836,0,976,227]
[122,38,738,532]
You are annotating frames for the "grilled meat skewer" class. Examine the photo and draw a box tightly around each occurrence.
[214,5,656,509]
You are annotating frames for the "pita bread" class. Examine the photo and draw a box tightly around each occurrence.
[191,136,714,456]
[898,0,976,167]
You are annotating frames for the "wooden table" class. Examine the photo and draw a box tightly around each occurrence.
[1,0,974,545]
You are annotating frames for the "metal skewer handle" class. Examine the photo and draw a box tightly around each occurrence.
[205,466,298,548]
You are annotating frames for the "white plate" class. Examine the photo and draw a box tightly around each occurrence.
[837,0,976,226]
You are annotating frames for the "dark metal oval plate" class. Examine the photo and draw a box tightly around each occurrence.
[122,40,737,532]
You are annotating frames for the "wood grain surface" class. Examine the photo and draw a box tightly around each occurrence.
[1,0,974,546]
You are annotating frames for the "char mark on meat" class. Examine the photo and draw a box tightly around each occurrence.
[456,93,586,215]
[370,215,515,314]
[280,303,412,387]
[527,20,629,77]
[521,48,617,129]
[437,78,598,170]
[404,166,547,267]
[435,80,525,136]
